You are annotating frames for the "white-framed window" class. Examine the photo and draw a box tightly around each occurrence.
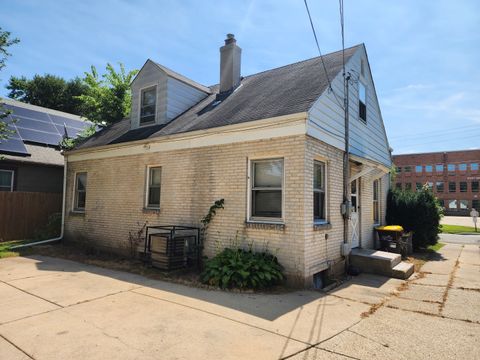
[415,165,423,173]
[435,164,444,173]
[146,166,162,208]
[0,170,14,192]
[373,179,380,224]
[358,82,367,122]
[313,160,326,223]
[459,163,467,171]
[448,164,455,172]
[140,86,157,125]
[448,200,457,209]
[425,165,432,172]
[74,172,87,211]
[249,158,283,220]
[471,163,479,171]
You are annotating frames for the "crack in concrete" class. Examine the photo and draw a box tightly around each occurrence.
[439,246,463,315]
[0,279,63,308]
[0,333,36,359]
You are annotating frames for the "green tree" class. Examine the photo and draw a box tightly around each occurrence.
[6,74,88,115]
[76,63,138,125]
[0,27,20,147]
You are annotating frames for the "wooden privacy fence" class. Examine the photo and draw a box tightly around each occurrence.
[0,192,62,241]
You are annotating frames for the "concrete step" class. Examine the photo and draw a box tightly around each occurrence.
[391,262,414,279]
[350,249,402,278]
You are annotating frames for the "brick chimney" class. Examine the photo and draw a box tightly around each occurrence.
[219,34,242,93]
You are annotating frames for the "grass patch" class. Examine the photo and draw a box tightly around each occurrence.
[440,224,478,234]
[0,240,22,259]
[427,242,446,252]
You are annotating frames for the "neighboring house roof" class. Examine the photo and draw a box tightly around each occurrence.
[77,45,360,150]
[0,98,94,165]
[1,144,64,166]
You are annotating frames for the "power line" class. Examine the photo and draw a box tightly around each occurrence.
[389,124,480,140]
[303,0,344,109]
[391,132,480,147]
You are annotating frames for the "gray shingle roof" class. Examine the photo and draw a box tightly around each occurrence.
[77,45,360,150]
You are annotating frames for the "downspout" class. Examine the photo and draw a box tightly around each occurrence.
[342,73,351,269]
[11,156,67,249]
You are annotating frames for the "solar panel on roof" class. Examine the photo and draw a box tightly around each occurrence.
[17,127,63,146]
[1,102,94,153]
[0,137,29,156]
[49,114,86,129]
[5,105,51,122]
[15,116,60,134]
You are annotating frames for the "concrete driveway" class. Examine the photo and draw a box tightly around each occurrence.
[0,244,479,360]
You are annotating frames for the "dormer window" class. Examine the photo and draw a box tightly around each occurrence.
[140,86,157,125]
[359,82,367,123]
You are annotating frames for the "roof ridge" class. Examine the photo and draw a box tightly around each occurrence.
[242,43,362,80]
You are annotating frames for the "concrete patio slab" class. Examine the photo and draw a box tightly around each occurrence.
[7,270,141,307]
[452,263,480,290]
[288,347,351,359]
[411,273,449,287]
[132,282,370,345]
[327,274,404,305]
[442,288,480,322]
[458,245,480,265]
[0,336,30,360]
[386,297,440,315]
[0,282,60,324]
[397,283,444,303]
[349,307,480,360]
[45,291,306,360]
[319,329,409,360]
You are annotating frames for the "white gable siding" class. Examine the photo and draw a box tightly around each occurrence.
[131,61,167,129]
[307,46,391,167]
[130,60,208,129]
[166,77,208,121]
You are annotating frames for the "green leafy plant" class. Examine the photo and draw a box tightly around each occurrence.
[386,185,443,249]
[200,247,284,289]
[59,124,97,150]
[34,212,62,240]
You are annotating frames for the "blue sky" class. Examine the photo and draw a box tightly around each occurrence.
[1,0,479,154]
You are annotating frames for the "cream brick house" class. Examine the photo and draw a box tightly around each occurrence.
[64,35,392,286]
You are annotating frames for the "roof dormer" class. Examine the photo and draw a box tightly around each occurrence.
[130,60,210,129]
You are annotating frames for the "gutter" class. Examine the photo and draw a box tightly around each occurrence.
[10,157,67,250]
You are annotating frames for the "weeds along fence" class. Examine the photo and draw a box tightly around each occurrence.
[0,192,62,241]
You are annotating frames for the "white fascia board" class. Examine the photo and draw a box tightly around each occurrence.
[67,112,308,162]
[350,153,390,173]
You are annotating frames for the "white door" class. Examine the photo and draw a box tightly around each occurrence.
[350,179,360,248]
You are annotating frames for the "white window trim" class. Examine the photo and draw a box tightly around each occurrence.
[247,157,285,223]
[139,84,157,127]
[72,171,87,212]
[313,160,328,224]
[145,165,162,209]
[373,178,380,226]
[0,169,14,192]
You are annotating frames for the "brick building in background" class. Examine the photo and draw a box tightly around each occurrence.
[393,150,480,216]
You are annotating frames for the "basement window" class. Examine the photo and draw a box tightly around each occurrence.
[140,86,157,125]
[0,170,14,192]
[358,82,367,123]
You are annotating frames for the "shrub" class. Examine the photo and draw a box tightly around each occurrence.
[34,212,61,240]
[200,248,284,289]
[386,186,443,249]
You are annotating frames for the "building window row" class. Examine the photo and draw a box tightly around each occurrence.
[396,162,479,174]
[73,158,363,225]
[396,180,479,193]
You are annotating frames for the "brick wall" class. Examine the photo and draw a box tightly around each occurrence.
[65,134,388,285]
